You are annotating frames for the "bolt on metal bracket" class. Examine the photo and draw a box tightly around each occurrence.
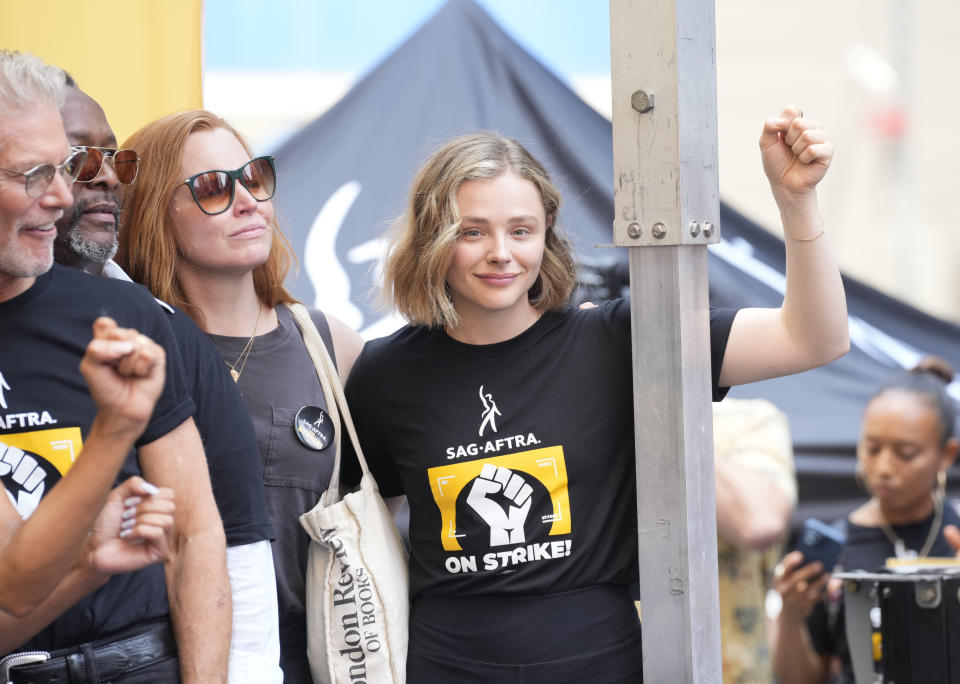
[915,580,942,609]
[614,218,720,246]
[631,90,654,113]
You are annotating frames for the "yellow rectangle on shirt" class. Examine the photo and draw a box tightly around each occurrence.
[428,445,571,552]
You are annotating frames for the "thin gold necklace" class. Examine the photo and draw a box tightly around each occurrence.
[875,494,943,559]
[225,305,262,383]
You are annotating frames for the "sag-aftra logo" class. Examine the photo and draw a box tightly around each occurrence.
[0,369,82,519]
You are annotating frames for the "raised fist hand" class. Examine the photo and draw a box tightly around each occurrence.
[79,317,166,436]
[0,445,47,492]
[466,464,533,546]
[0,442,55,518]
[760,105,833,200]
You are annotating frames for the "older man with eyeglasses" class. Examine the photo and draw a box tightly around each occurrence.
[0,51,231,684]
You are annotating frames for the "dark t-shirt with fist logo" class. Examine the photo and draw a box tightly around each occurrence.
[344,299,735,599]
[0,264,195,651]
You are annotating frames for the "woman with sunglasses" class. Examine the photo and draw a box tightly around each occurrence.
[341,106,849,682]
[116,110,364,683]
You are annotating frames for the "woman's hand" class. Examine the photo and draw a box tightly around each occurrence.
[773,550,830,624]
[79,317,166,436]
[760,105,834,203]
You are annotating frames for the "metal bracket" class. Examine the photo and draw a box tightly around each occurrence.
[915,580,942,609]
[615,219,720,247]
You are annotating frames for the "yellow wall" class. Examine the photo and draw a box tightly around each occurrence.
[0,0,202,144]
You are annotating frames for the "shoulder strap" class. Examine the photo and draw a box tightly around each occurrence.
[286,302,368,503]
[308,308,338,370]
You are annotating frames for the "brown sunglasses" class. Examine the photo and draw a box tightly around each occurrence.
[75,146,139,185]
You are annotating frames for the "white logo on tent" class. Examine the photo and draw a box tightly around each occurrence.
[306,181,405,339]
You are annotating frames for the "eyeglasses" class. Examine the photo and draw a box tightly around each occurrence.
[0,147,89,198]
[75,146,139,185]
[178,156,276,216]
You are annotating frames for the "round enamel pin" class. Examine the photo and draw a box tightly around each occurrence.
[294,405,334,450]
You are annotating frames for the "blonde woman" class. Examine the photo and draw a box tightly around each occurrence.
[343,107,849,682]
[118,110,363,683]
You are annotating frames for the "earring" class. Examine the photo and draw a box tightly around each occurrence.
[937,470,948,501]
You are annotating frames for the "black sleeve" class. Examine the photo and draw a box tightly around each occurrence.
[709,307,738,402]
[340,346,404,497]
[168,309,274,546]
[122,292,196,447]
[605,300,738,402]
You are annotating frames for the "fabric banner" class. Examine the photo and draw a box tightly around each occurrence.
[0,0,202,143]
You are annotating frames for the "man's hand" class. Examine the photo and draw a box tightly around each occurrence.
[760,105,833,200]
[84,476,174,576]
[79,317,166,435]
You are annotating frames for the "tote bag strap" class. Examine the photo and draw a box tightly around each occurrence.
[286,302,371,503]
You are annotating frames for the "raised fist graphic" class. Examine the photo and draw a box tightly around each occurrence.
[0,442,55,519]
[466,464,533,546]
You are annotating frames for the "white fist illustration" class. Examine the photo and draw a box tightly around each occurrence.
[466,464,533,546]
[0,442,48,518]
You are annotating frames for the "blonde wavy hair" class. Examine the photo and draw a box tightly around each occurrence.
[383,132,576,328]
[117,110,295,327]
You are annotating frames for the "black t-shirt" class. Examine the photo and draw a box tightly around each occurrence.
[344,300,736,599]
[164,307,274,546]
[807,501,960,683]
[0,264,195,650]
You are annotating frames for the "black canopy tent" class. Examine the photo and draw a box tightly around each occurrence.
[272,0,960,523]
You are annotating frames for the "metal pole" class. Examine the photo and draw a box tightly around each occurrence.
[609,0,722,680]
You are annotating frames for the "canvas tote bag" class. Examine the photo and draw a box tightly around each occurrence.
[287,303,409,684]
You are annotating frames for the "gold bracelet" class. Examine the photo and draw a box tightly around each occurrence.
[789,224,825,242]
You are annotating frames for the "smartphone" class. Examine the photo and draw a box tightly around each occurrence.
[794,518,846,574]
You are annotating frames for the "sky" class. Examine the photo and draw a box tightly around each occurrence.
[205,0,610,83]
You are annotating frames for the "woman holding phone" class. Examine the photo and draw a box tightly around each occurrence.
[343,106,850,682]
[773,357,960,684]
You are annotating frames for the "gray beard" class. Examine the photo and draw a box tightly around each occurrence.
[65,222,118,267]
